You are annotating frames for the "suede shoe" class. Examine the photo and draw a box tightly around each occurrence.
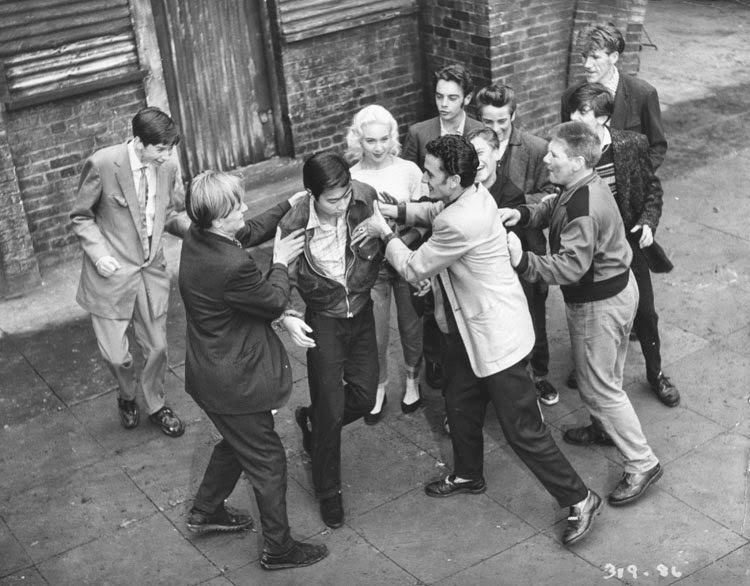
[364,395,387,425]
[608,463,662,506]
[652,373,680,407]
[535,379,559,406]
[149,406,184,437]
[320,493,344,528]
[566,368,578,389]
[117,398,139,429]
[260,540,329,571]
[425,475,486,498]
[562,490,603,545]
[186,504,254,534]
[563,424,614,446]
[295,406,312,455]
[425,359,444,389]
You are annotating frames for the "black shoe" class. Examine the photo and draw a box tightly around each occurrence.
[320,493,344,528]
[364,394,387,425]
[425,360,444,389]
[608,463,662,506]
[149,406,184,437]
[295,406,312,455]
[424,475,486,498]
[186,504,254,534]
[652,373,680,407]
[401,384,422,414]
[535,379,559,406]
[563,424,614,446]
[117,398,139,429]
[562,490,602,545]
[260,540,329,571]
[566,369,578,389]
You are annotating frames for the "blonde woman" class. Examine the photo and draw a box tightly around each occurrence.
[345,105,425,423]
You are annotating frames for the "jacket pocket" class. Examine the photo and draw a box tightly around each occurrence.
[109,193,129,207]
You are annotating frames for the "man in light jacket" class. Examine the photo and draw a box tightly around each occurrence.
[353,135,600,546]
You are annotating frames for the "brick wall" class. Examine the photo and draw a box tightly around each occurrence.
[278,14,424,157]
[4,83,146,267]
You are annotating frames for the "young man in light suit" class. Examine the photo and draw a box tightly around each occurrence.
[353,135,601,546]
[71,107,191,437]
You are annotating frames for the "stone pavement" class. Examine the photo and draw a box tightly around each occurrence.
[2,1,750,584]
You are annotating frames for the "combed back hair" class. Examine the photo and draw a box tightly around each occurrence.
[344,104,401,163]
[475,84,517,116]
[132,107,180,147]
[187,171,243,230]
[466,127,500,150]
[568,83,614,118]
[303,151,351,198]
[425,135,479,188]
[434,63,474,98]
[576,23,625,56]
[549,122,602,169]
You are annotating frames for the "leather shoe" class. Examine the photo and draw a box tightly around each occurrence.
[562,490,602,545]
[425,360,444,389]
[295,406,312,455]
[186,503,253,534]
[364,394,387,425]
[149,406,184,437]
[608,463,662,506]
[424,475,486,498]
[260,540,329,571]
[652,373,680,407]
[401,384,422,414]
[320,493,344,528]
[563,424,614,446]
[117,398,139,429]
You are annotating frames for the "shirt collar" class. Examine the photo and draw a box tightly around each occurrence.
[445,183,477,207]
[440,111,466,136]
[127,140,147,172]
[603,67,619,97]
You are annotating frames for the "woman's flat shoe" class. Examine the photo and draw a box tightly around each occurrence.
[364,394,387,425]
[400,385,423,414]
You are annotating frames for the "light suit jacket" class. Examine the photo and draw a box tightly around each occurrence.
[70,143,189,319]
[402,115,485,169]
[385,184,534,377]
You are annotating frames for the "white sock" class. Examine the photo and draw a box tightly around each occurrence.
[370,384,386,414]
[403,376,420,404]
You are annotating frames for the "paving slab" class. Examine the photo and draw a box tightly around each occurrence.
[35,512,218,586]
[0,518,32,578]
[674,542,750,586]
[0,567,47,586]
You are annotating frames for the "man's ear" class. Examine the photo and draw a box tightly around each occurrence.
[462,94,472,108]
[609,51,620,66]
[448,174,461,189]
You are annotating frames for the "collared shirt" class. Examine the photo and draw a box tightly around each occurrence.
[439,110,466,137]
[603,67,620,97]
[306,200,348,286]
[127,140,156,236]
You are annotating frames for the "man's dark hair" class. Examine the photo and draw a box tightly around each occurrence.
[576,23,625,57]
[568,83,614,119]
[132,107,180,147]
[475,84,517,116]
[302,151,351,198]
[549,121,601,169]
[466,127,500,150]
[425,135,478,188]
[434,63,474,98]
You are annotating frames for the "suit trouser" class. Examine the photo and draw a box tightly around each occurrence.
[90,278,167,414]
[305,303,378,500]
[442,333,588,508]
[567,275,659,475]
[520,279,550,378]
[192,411,293,555]
[629,240,662,384]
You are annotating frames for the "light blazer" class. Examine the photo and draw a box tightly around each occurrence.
[385,184,534,377]
[70,143,189,320]
[402,115,485,169]
[561,72,668,170]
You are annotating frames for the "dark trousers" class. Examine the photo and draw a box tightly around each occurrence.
[442,333,588,507]
[421,293,443,366]
[520,279,550,378]
[305,303,378,499]
[192,411,292,555]
[629,241,662,384]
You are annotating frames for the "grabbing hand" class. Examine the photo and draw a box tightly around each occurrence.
[631,224,654,248]
[498,208,521,226]
[95,255,121,278]
[273,227,305,266]
[351,201,392,245]
[377,190,398,206]
[413,278,431,297]
[282,316,316,348]
[506,231,523,267]
[288,190,308,207]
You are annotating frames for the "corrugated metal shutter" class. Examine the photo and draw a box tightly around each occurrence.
[0,0,142,110]
[276,0,417,43]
